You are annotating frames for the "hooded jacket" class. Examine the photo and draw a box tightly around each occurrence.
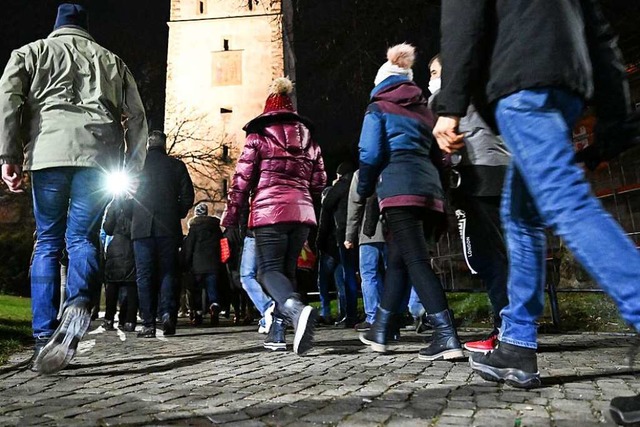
[183,215,223,274]
[103,198,136,283]
[358,76,444,212]
[0,27,147,172]
[346,170,385,245]
[222,110,327,229]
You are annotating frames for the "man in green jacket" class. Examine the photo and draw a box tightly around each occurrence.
[0,3,147,374]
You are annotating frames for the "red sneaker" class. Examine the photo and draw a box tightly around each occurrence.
[464,330,498,353]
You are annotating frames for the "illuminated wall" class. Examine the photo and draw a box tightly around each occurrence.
[165,0,294,216]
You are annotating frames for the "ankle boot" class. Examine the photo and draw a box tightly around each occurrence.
[282,295,317,355]
[359,307,393,353]
[418,309,463,361]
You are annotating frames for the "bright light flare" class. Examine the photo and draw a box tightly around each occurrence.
[106,170,132,196]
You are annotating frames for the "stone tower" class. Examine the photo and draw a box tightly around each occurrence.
[165,0,295,215]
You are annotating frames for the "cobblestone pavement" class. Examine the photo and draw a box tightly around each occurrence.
[0,321,638,427]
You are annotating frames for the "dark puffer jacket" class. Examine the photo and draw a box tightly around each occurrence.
[222,110,327,228]
[103,198,136,283]
[182,215,223,274]
[358,76,444,212]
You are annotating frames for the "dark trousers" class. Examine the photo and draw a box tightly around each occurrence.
[254,224,309,310]
[381,207,449,315]
[133,236,179,327]
[338,245,359,320]
[452,194,509,327]
[104,281,138,324]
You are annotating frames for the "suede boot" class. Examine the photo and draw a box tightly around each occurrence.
[418,309,464,361]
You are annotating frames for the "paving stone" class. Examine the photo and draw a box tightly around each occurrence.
[0,325,636,426]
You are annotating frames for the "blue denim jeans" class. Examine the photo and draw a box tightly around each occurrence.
[317,252,346,318]
[407,287,424,318]
[496,88,640,349]
[240,236,273,315]
[194,273,218,306]
[339,245,359,321]
[133,236,180,327]
[359,243,386,323]
[30,167,109,338]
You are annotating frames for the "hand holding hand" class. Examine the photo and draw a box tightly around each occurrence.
[1,164,24,193]
[433,116,465,154]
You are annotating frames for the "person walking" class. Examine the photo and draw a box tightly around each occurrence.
[434,0,640,389]
[182,202,223,325]
[358,43,463,361]
[222,77,327,355]
[132,131,194,338]
[344,170,385,332]
[428,54,510,353]
[0,3,147,374]
[102,197,138,332]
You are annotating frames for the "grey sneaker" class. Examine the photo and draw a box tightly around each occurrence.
[282,296,317,355]
[34,305,91,375]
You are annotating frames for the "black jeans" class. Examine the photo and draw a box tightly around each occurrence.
[254,224,309,308]
[381,207,449,315]
[104,281,138,324]
[452,194,509,326]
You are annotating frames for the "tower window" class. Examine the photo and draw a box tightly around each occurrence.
[223,39,230,51]
[222,179,228,197]
[220,107,233,114]
[222,145,230,162]
[198,1,205,14]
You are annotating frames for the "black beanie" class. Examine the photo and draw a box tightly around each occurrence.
[54,3,89,31]
[336,161,355,176]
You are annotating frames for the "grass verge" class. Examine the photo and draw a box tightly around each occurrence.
[0,295,32,365]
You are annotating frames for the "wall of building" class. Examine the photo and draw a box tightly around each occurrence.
[166,0,287,216]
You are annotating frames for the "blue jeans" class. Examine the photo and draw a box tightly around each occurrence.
[194,273,218,306]
[339,245,359,320]
[317,252,344,318]
[359,243,385,323]
[496,88,640,349]
[240,236,273,315]
[30,167,109,338]
[407,287,424,318]
[133,236,179,327]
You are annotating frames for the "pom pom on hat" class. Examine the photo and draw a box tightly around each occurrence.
[374,43,416,87]
[264,77,294,113]
[387,43,416,69]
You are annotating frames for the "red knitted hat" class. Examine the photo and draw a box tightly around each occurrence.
[263,77,294,113]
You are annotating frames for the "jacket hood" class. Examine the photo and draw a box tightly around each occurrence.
[371,77,427,109]
[243,110,315,153]
[188,215,221,228]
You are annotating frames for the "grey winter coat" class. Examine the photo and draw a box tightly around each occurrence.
[346,171,385,245]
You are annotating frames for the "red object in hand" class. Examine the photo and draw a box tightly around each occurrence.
[220,237,231,263]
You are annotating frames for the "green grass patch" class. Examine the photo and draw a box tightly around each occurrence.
[0,294,32,365]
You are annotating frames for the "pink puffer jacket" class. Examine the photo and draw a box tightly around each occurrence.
[222,111,327,229]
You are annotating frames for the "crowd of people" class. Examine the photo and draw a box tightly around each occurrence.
[1,1,640,425]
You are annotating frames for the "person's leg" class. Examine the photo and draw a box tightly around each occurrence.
[334,262,347,321]
[359,243,383,325]
[240,236,274,316]
[124,282,138,326]
[103,282,119,326]
[455,195,508,352]
[30,169,69,341]
[316,251,336,319]
[133,238,157,332]
[35,167,110,374]
[338,245,359,325]
[156,236,179,334]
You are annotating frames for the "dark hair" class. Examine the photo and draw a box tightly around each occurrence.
[428,54,441,69]
[148,130,167,148]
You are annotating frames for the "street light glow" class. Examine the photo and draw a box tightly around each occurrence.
[106,170,132,196]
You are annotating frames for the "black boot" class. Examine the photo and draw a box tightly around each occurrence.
[263,317,286,351]
[162,313,176,336]
[101,319,115,331]
[610,394,640,426]
[469,341,540,389]
[29,337,50,372]
[359,307,394,353]
[418,309,463,361]
[282,295,317,355]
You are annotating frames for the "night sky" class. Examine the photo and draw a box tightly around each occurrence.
[0,0,170,129]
